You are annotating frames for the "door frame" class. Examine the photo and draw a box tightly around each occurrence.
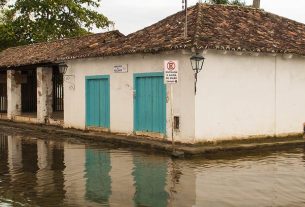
[0,71,7,113]
[52,66,64,112]
[133,72,166,134]
[85,75,110,128]
[21,69,37,113]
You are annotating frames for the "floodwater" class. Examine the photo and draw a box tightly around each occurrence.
[0,134,305,207]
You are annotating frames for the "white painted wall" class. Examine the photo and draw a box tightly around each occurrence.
[64,52,196,142]
[276,56,305,135]
[195,51,305,141]
[65,49,305,143]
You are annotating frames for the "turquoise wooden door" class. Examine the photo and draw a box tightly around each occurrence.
[134,73,166,134]
[86,76,110,128]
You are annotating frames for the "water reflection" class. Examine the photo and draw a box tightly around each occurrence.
[64,143,86,206]
[132,155,169,207]
[109,151,135,207]
[0,134,305,207]
[7,136,22,181]
[85,149,111,205]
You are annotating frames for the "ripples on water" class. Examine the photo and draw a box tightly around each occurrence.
[0,134,305,206]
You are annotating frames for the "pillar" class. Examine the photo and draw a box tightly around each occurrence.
[7,70,21,119]
[37,67,53,123]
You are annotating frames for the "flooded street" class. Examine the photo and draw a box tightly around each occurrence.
[0,133,305,207]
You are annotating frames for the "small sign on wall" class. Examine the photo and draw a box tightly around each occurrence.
[164,60,178,84]
[114,64,128,73]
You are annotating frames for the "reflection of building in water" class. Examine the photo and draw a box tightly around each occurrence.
[84,150,196,207]
[50,142,65,205]
[36,140,55,195]
[192,159,279,207]
[7,135,23,182]
[21,139,39,200]
[109,151,135,207]
[0,134,9,179]
[63,143,87,206]
[132,155,169,207]
[166,161,196,207]
[0,134,7,150]
[2,136,198,206]
[85,149,112,205]
[36,140,65,206]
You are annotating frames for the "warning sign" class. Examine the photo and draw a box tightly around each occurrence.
[164,60,178,84]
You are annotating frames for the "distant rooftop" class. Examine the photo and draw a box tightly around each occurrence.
[62,3,305,60]
[0,31,124,69]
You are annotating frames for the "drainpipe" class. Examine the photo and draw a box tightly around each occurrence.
[253,0,260,8]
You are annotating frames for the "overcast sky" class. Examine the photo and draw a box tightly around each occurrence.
[97,0,305,35]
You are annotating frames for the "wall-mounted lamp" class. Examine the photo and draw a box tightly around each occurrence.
[190,53,205,94]
[58,62,68,75]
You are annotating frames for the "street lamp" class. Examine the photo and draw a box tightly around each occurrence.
[58,62,68,75]
[190,53,205,94]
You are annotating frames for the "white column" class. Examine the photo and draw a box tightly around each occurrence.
[7,70,21,119]
[37,67,53,123]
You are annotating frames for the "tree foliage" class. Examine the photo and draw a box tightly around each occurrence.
[1,9,28,51]
[0,0,111,50]
[0,0,5,8]
[209,0,246,6]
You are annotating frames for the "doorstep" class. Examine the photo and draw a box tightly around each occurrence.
[0,113,7,120]
[13,115,39,124]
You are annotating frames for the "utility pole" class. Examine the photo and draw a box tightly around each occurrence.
[253,0,260,8]
[182,0,188,38]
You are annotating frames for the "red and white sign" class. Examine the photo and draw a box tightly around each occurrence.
[164,60,179,84]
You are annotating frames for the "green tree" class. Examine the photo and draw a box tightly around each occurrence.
[0,0,6,8]
[0,9,17,51]
[0,0,111,50]
[209,0,246,5]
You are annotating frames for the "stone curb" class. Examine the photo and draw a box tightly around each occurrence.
[0,120,304,158]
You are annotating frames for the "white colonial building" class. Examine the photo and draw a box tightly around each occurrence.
[1,3,305,143]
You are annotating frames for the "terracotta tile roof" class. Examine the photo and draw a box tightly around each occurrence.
[0,30,124,69]
[1,3,305,68]
[63,3,305,60]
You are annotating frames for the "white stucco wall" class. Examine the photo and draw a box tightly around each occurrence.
[64,49,305,143]
[195,51,305,141]
[64,52,195,142]
[275,56,305,135]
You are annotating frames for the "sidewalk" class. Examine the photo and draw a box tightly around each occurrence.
[0,120,304,157]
